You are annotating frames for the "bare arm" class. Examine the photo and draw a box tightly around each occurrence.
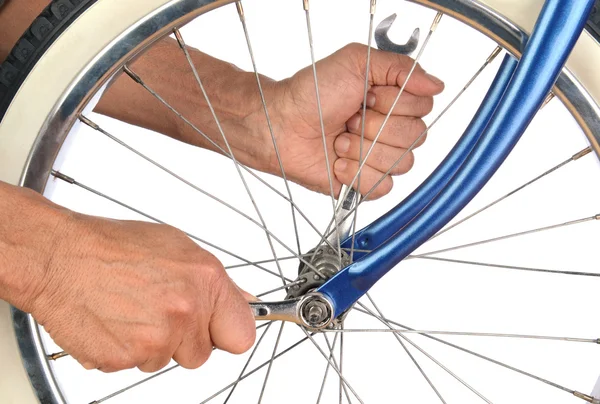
[0,1,274,172]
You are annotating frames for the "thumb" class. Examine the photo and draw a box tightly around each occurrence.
[367,47,444,96]
[209,277,256,354]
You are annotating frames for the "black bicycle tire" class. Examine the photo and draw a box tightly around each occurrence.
[0,0,98,119]
[0,0,599,122]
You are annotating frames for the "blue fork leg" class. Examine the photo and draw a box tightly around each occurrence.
[320,0,596,317]
[342,55,518,261]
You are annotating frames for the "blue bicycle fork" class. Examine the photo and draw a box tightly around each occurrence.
[318,0,596,317]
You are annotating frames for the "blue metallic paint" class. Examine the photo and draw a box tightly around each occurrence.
[342,55,518,261]
[320,0,596,317]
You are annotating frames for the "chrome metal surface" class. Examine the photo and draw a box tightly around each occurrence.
[11,0,600,402]
[374,13,420,55]
[251,299,304,323]
[251,293,334,329]
[326,185,357,246]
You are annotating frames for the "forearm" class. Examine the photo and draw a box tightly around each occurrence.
[1,1,275,171]
[95,37,275,172]
[0,0,50,62]
[0,181,67,312]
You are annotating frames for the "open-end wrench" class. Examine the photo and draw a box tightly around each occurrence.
[375,13,420,56]
[251,13,422,328]
[249,293,335,330]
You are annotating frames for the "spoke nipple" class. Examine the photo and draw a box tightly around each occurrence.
[51,170,75,184]
[370,0,376,15]
[235,1,244,19]
[486,46,502,64]
[595,338,600,344]
[572,147,593,160]
[430,12,443,32]
[574,391,599,403]
[173,28,186,49]
[302,0,309,11]
[594,214,600,220]
[123,66,143,85]
[78,115,99,130]
[541,92,555,109]
[47,351,68,361]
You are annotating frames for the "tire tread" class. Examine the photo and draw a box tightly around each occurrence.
[0,0,97,118]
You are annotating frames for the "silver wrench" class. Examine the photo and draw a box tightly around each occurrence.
[251,14,421,328]
[250,293,335,330]
[375,13,420,56]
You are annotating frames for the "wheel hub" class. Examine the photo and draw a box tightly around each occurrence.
[286,245,352,300]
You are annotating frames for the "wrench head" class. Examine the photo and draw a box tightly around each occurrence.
[375,13,420,56]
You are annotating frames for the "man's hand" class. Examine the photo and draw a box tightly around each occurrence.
[97,41,443,200]
[0,183,255,373]
[35,215,256,373]
[257,43,444,199]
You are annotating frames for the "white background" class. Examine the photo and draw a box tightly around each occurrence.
[39,0,600,403]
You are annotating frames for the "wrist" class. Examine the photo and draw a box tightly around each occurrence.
[173,58,277,173]
[0,183,71,314]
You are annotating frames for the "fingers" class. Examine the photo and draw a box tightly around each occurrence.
[135,326,183,373]
[368,47,444,95]
[209,273,256,355]
[335,133,415,176]
[368,86,434,117]
[138,354,174,373]
[333,158,393,200]
[345,109,427,149]
[172,323,213,370]
[341,44,444,95]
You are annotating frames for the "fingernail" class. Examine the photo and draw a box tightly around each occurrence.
[335,135,350,154]
[347,114,360,131]
[336,159,347,171]
[366,92,376,108]
[425,73,444,86]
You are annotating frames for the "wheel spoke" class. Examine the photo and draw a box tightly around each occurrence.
[226,255,298,270]
[223,322,274,404]
[316,45,503,245]
[198,333,314,404]
[414,256,600,277]
[315,332,341,404]
[353,307,599,403]
[322,333,354,404]
[173,29,288,287]
[120,66,335,253]
[413,214,600,258]
[430,146,593,241]
[303,0,344,265]
[79,115,300,264]
[51,171,294,283]
[364,295,447,403]
[256,279,307,298]
[339,321,345,404]
[224,248,371,270]
[335,12,444,210]
[357,303,491,403]
[236,1,302,256]
[349,0,377,263]
[315,12,445,256]
[88,322,272,403]
[47,351,69,361]
[301,327,364,404]
[90,364,180,404]
[322,328,600,343]
[257,322,285,403]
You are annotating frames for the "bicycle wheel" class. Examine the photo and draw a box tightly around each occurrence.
[1,0,600,403]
